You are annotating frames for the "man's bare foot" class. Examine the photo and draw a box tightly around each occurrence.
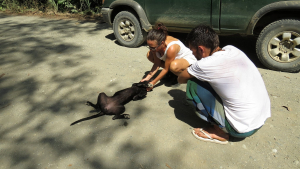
[193,125,229,141]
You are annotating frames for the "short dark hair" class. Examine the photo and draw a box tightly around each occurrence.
[147,22,168,45]
[186,25,219,53]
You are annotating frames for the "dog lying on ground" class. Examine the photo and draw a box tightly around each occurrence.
[70,81,150,126]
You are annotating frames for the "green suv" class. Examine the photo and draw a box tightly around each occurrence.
[101,0,300,72]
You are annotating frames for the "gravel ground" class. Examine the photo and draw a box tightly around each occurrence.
[0,13,299,169]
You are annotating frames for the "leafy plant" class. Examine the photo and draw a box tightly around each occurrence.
[0,0,102,14]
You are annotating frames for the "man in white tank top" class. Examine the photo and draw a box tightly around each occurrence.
[178,25,271,144]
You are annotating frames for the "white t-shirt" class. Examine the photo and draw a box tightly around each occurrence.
[187,45,271,133]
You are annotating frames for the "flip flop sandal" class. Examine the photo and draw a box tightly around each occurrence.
[192,128,228,145]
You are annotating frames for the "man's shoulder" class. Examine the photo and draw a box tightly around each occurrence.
[215,45,247,60]
[222,45,237,50]
[197,45,245,67]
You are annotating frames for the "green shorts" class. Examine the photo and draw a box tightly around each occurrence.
[186,78,261,138]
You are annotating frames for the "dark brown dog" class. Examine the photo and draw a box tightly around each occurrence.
[70,81,149,126]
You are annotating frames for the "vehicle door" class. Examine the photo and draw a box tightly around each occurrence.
[144,0,211,30]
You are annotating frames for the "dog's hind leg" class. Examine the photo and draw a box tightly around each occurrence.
[111,105,129,120]
[86,92,108,110]
[113,113,130,120]
[86,101,98,109]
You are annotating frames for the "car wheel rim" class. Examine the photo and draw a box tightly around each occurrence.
[118,19,135,42]
[268,31,300,63]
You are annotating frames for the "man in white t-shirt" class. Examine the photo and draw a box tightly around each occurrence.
[178,25,271,144]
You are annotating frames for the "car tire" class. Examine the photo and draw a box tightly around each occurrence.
[113,11,147,48]
[256,19,300,72]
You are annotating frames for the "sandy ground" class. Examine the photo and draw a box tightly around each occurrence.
[0,13,299,169]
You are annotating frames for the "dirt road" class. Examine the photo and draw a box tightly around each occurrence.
[0,13,299,169]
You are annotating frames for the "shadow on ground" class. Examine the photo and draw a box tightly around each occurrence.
[168,89,209,129]
[1,14,290,169]
[0,14,161,169]
[168,89,245,142]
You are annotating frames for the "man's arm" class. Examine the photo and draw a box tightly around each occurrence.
[178,69,194,84]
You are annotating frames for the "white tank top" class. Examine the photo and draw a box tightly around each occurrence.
[156,40,194,61]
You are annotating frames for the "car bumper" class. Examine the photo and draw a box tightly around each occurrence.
[101,8,113,26]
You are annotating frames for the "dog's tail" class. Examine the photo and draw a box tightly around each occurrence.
[70,112,104,126]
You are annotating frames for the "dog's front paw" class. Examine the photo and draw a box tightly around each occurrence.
[86,101,92,106]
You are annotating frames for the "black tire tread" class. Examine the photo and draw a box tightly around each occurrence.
[256,19,300,73]
[113,11,146,48]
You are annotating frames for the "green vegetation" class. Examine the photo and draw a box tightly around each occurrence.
[0,0,102,14]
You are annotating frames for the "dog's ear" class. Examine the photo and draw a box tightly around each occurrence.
[132,83,138,87]
[133,90,147,101]
[133,81,149,88]
[141,81,149,87]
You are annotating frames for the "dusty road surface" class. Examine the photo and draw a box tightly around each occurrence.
[0,13,299,169]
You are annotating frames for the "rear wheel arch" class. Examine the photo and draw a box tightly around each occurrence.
[110,6,138,24]
[253,9,300,36]
[109,1,152,32]
[247,1,300,35]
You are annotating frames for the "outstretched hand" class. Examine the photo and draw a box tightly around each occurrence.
[146,81,154,91]
[140,78,148,82]
[141,79,154,91]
